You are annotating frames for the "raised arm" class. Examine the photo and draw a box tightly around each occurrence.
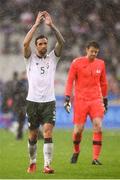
[44,12,65,57]
[23,11,45,58]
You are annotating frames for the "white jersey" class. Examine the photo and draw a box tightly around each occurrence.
[24,50,60,103]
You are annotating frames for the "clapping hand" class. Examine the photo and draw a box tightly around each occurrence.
[34,11,46,26]
[44,11,53,27]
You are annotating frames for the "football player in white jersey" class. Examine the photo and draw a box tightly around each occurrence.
[23,11,65,174]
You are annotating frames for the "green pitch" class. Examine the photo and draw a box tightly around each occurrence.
[0,128,120,179]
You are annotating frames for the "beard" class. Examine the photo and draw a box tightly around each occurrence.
[39,49,47,55]
[39,48,47,56]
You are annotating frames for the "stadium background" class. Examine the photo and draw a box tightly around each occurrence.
[0,0,120,129]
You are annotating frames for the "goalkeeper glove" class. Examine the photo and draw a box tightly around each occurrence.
[64,96,71,113]
[103,97,108,112]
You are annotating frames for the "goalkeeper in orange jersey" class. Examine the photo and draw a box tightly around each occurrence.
[64,41,108,165]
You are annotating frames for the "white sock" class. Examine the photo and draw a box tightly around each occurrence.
[43,143,53,167]
[28,141,37,164]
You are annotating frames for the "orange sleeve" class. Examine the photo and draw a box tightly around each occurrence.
[65,60,77,97]
[100,62,108,97]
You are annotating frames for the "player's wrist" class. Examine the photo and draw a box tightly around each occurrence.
[33,24,39,28]
[65,95,70,103]
[103,97,108,104]
[50,23,56,29]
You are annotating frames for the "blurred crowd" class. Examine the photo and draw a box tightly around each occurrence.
[0,71,28,137]
[0,0,120,97]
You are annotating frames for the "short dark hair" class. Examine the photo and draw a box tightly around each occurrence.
[35,35,48,45]
[86,41,100,49]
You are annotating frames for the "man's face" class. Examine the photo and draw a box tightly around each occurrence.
[86,46,99,60]
[36,38,48,55]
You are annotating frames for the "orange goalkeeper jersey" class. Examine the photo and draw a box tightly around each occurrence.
[65,56,108,101]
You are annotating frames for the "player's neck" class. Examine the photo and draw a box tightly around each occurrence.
[36,52,46,59]
[86,56,95,62]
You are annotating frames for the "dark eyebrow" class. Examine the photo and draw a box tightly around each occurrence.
[38,42,47,45]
